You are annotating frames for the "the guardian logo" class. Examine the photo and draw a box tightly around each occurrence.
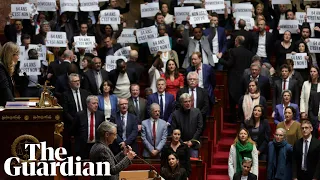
[4,142,110,176]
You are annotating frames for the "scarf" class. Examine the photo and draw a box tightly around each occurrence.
[242,92,260,121]
[235,141,253,173]
[267,140,288,180]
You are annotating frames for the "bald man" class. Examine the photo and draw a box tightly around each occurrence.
[126,50,144,79]
[56,50,77,76]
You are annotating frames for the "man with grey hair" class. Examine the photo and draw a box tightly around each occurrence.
[73,95,105,159]
[243,55,272,85]
[141,103,168,158]
[171,93,203,157]
[55,49,76,77]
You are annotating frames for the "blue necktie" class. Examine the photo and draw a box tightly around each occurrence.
[159,94,164,119]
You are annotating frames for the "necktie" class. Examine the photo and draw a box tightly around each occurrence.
[283,79,286,90]
[159,94,164,119]
[75,90,82,112]
[303,140,308,170]
[89,113,94,141]
[121,115,126,141]
[212,27,216,38]
[153,120,156,147]
[191,89,195,108]
[96,71,102,92]
[134,98,140,119]
[198,41,202,54]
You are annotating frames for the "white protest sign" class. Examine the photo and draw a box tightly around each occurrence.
[307,38,320,53]
[11,4,30,19]
[45,32,67,47]
[105,56,127,72]
[136,26,158,44]
[205,0,225,10]
[307,8,320,23]
[37,0,56,12]
[235,16,255,30]
[147,36,171,54]
[140,2,159,18]
[114,46,131,58]
[60,0,79,12]
[99,10,120,24]
[174,6,194,24]
[296,12,306,25]
[233,3,253,17]
[189,9,210,25]
[74,36,96,48]
[28,44,47,61]
[278,20,299,34]
[213,1,231,14]
[178,0,201,5]
[19,46,26,61]
[19,60,41,76]
[272,0,291,4]
[79,0,99,12]
[286,53,308,69]
[117,29,137,43]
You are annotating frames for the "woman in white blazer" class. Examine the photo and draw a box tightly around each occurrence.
[149,53,165,93]
[228,128,258,180]
[300,66,320,119]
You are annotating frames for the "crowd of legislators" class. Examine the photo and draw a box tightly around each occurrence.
[1,0,320,179]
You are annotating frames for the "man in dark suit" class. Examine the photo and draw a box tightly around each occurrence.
[186,52,216,107]
[147,78,175,124]
[4,19,35,44]
[128,84,147,132]
[55,50,76,77]
[98,36,122,64]
[230,19,252,50]
[111,98,138,154]
[55,63,79,101]
[273,64,299,109]
[73,95,105,159]
[176,71,209,132]
[219,36,254,122]
[293,120,320,180]
[126,50,145,80]
[82,57,109,95]
[242,63,271,100]
[308,91,320,138]
[109,59,139,99]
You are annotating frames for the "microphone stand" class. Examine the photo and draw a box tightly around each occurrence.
[134,155,161,180]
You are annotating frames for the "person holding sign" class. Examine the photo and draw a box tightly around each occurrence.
[51,12,75,45]
[292,41,312,80]
[0,42,20,106]
[161,3,174,25]
[32,20,51,45]
[274,31,295,68]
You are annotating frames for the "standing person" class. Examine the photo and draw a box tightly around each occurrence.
[90,121,136,180]
[267,128,293,180]
[161,59,184,100]
[232,158,257,180]
[127,84,147,131]
[274,90,300,125]
[0,42,19,106]
[292,120,320,180]
[98,80,118,121]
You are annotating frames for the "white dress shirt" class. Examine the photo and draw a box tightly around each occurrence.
[256,32,267,58]
[87,110,95,143]
[120,112,128,141]
[196,64,204,88]
[212,31,219,54]
[282,79,289,90]
[302,135,312,170]
[150,117,158,134]
[72,89,83,112]
[195,40,209,65]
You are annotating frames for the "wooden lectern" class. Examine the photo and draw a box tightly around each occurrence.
[0,99,63,179]
[119,170,163,180]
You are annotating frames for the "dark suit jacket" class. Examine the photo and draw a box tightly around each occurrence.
[203,26,227,54]
[108,69,139,87]
[56,61,72,77]
[186,64,216,104]
[220,46,254,101]
[82,69,109,95]
[231,29,253,50]
[4,20,35,43]
[0,63,14,106]
[62,88,90,131]
[308,91,320,138]
[127,97,147,124]
[233,172,257,180]
[251,31,274,59]
[242,75,270,100]
[273,79,299,109]
[147,92,175,122]
[292,137,320,180]
[126,61,145,80]
[98,44,122,64]
[55,74,70,100]
[73,110,105,158]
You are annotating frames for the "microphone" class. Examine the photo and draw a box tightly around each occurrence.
[23,72,42,88]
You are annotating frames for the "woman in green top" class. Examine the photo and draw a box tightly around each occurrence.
[228,128,258,180]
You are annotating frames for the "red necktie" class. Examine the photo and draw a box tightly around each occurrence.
[283,79,286,90]
[153,121,156,147]
[90,113,94,141]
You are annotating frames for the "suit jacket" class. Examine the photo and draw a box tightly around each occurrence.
[182,36,215,68]
[126,61,145,80]
[308,91,320,136]
[0,63,14,106]
[251,31,274,59]
[62,88,90,130]
[98,94,118,117]
[220,46,254,101]
[176,87,209,118]
[98,44,122,64]
[55,74,70,100]
[73,110,105,158]
[127,97,147,124]
[147,92,175,122]
[89,142,132,180]
[243,68,272,86]
[273,79,300,109]
[233,172,257,180]
[292,137,320,180]
[82,69,109,95]
[274,103,300,125]
[141,118,168,157]
[108,69,139,88]
[242,75,271,100]
[4,20,35,43]
[231,29,253,50]
[203,26,227,54]
[187,64,216,104]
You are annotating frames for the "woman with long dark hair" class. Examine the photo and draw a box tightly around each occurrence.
[161,59,184,99]
[160,153,188,180]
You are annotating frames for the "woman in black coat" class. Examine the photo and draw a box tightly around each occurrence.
[0,42,20,106]
[160,153,188,180]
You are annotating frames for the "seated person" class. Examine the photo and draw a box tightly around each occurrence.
[160,153,188,180]
[233,158,257,180]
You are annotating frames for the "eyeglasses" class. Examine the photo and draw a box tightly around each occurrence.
[274,134,284,137]
[188,78,198,81]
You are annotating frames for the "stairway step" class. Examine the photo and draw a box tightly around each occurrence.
[212,152,229,165]
[217,138,233,152]
[223,123,237,129]
[221,129,237,138]
[207,165,228,175]
[207,175,229,180]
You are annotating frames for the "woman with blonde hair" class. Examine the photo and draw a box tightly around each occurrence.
[228,128,258,180]
[0,42,19,106]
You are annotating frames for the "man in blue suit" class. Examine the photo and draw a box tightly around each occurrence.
[141,103,168,158]
[186,52,216,107]
[147,78,175,124]
[111,98,138,154]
